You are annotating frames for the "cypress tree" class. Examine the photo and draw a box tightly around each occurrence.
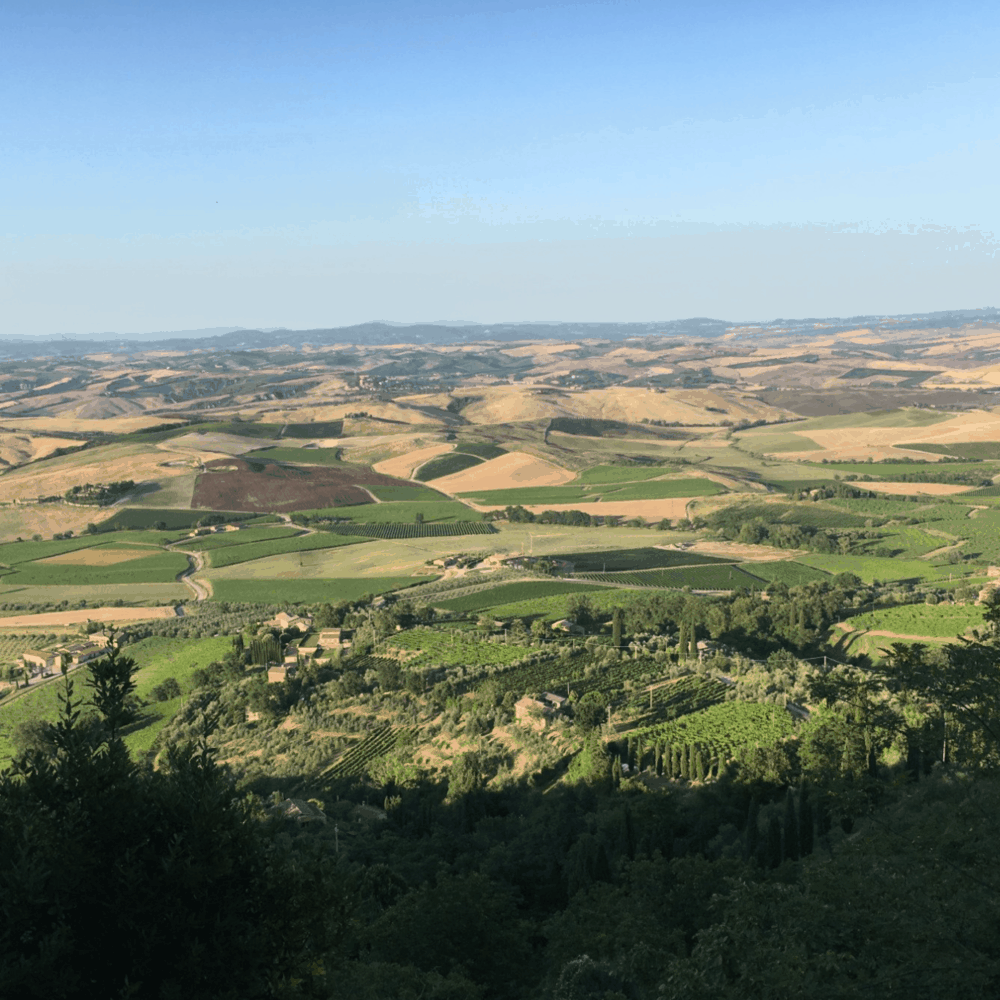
[694,749,705,782]
[680,745,690,780]
[654,743,663,776]
[744,797,760,861]
[689,622,698,660]
[766,814,783,868]
[799,784,815,856]
[670,746,680,777]
[783,788,800,861]
[612,606,624,650]
[677,624,688,660]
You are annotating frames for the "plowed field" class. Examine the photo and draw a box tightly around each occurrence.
[192,457,415,513]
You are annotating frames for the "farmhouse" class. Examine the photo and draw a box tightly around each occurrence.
[20,648,59,674]
[551,618,584,634]
[272,612,313,631]
[514,691,569,728]
[267,664,293,683]
[274,798,327,825]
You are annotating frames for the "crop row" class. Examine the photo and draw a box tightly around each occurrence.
[328,521,497,539]
[556,548,730,572]
[205,532,365,568]
[630,701,796,764]
[326,725,415,777]
[574,565,765,589]
[433,580,605,613]
[387,628,529,668]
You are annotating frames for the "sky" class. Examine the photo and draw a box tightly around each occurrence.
[2,0,998,335]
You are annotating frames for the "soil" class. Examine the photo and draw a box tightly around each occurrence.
[191,456,415,512]
[0,606,178,628]
[40,547,157,566]
[374,443,455,479]
[430,451,575,492]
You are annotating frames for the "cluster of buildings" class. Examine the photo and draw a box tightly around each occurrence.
[266,613,352,683]
[19,632,112,678]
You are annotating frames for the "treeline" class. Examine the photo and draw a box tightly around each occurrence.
[63,480,135,504]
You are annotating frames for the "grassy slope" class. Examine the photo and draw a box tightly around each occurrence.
[209,576,435,604]
[844,603,984,638]
[205,532,367,568]
[299,501,482,523]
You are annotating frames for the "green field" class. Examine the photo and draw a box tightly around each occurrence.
[558,548,729,572]
[366,484,450,502]
[208,576,436,604]
[456,486,594,505]
[574,465,675,485]
[181,527,303,551]
[0,635,232,762]
[740,561,831,585]
[414,453,483,481]
[736,432,822,453]
[488,587,678,623]
[1,549,190,586]
[901,441,1000,460]
[300,501,482,523]
[99,507,246,530]
[597,479,724,500]
[576,564,765,590]
[0,535,127,565]
[845,602,984,638]
[432,580,607,613]
[204,532,367,568]
[243,446,344,465]
[387,627,531,668]
[799,553,963,583]
[0,583,189,606]
[454,443,506,460]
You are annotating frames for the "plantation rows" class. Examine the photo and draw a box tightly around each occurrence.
[629,702,796,775]
[328,521,497,538]
[387,628,528,668]
[556,548,728,572]
[648,675,727,716]
[574,565,765,590]
[325,725,416,778]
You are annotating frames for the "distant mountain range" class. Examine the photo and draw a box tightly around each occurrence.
[1,308,997,358]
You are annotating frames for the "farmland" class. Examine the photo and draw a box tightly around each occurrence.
[192,457,418,512]
[414,453,483,481]
[1,546,189,586]
[432,580,607,612]
[208,576,436,604]
[326,521,496,538]
[385,627,533,669]
[296,501,482,523]
[181,527,304,551]
[844,602,984,638]
[557,548,730,572]
[575,564,765,589]
[203,532,367,568]
[739,561,830,585]
[574,465,679,484]
[243,446,345,465]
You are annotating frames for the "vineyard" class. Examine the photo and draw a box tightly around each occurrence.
[627,701,797,777]
[386,628,530,669]
[181,527,303,551]
[596,479,724,500]
[432,580,605,613]
[741,561,830,586]
[328,521,497,539]
[574,564,765,590]
[204,531,367,568]
[575,465,675,485]
[558,548,729,572]
[322,725,417,778]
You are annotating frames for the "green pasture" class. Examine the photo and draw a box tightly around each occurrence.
[208,576,436,604]
[204,532,367,568]
[0,583,188,606]
[300,501,482,523]
[577,564,765,590]
[736,431,822,453]
[488,587,676,623]
[1,550,190,586]
[799,553,963,584]
[433,581,606,613]
[574,465,677,485]
[99,507,246,531]
[181,527,303,551]
[794,408,953,431]
[456,486,594,505]
[558,548,729,572]
[0,635,232,762]
[845,602,984,639]
[244,447,344,465]
[810,460,992,478]
[735,561,830,585]
[902,442,1000,460]
[366,484,450,502]
[598,479,724,500]
[455,443,506,460]
[0,535,121,566]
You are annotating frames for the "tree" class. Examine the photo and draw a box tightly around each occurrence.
[611,606,624,650]
[0,648,344,998]
[415,511,424,525]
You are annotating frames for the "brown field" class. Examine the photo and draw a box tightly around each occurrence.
[682,541,802,561]
[431,451,575,491]
[374,443,455,479]
[0,505,104,543]
[40,547,158,566]
[157,432,282,456]
[0,416,181,434]
[0,606,179,628]
[191,456,414,512]
[860,482,976,496]
[0,432,87,468]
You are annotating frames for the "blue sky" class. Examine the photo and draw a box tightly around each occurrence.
[2,0,998,334]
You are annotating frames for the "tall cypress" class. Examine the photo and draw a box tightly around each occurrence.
[680,745,690,780]
[612,606,624,650]
[677,624,688,660]
[671,746,680,777]
[799,784,815,857]
[783,788,800,861]
[766,814,783,868]
[694,749,705,782]
[744,797,760,862]
[688,622,698,660]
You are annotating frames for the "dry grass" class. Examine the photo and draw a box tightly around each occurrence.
[157,432,282,456]
[0,433,87,468]
[0,416,177,434]
[430,451,575,491]
[374,443,455,479]
[0,505,106,543]
[0,606,178,628]
[860,482,977,496]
